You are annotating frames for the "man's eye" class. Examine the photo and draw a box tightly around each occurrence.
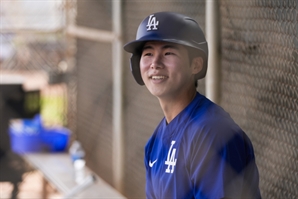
[143,52,152,56]
[165,52,174,55]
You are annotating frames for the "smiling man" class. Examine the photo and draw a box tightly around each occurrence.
[124,12,261,199]
[140,41,201,122]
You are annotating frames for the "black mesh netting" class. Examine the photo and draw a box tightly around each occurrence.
[220,0,298,198]
[74,0,297,198]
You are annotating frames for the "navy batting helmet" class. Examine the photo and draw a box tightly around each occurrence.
[124,11,208,85]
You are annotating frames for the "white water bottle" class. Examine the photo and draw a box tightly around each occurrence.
[69,141,85,162]
[69,141,86,183]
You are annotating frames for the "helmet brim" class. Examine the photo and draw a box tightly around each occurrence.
[124,37,207,55]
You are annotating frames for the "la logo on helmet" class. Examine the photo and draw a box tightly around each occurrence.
[146,14,159,31]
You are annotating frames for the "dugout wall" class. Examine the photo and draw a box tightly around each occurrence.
[74,1,298,198]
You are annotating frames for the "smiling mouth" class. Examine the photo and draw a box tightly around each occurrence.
[151,75,168,80]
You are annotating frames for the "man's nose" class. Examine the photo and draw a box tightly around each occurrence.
[150,54,163,69]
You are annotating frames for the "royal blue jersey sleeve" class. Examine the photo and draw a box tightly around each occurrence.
[185,110,261,198]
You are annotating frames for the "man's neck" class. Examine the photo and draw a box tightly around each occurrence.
[159,89,197,124]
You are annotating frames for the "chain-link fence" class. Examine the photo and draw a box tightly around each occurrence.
[0,0,77,130]
[75,1,297,198]
[2,0,297,198]
[220,0,298,197]
[0,2,77,197]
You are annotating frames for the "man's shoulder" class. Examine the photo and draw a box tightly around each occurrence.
[184,96,246,144]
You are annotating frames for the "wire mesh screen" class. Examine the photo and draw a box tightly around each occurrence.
[220,0,298,198]
[0,33,72,128]
[75,0,297,198]
[0,33,66,72]
[75,0,114,186]
[75,39,114,185]
[0,0,77,133]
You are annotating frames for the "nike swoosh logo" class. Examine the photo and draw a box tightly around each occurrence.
[149,159,157,167]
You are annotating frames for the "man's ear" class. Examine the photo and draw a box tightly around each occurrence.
[191,57,203,75]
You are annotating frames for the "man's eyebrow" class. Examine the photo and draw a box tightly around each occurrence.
[162,44,180,50]
[142,45,153,51]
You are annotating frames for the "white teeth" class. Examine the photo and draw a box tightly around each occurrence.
[151,76,166,80]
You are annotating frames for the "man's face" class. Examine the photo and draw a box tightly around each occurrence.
[140,41,196,99]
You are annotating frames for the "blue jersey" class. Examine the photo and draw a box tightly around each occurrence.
[144,92,261,199]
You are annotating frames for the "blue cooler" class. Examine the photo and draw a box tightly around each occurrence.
[41,127,71,152]
[9,119,44,153]
[9,115,71,153]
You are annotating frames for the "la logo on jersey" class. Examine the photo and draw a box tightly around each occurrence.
[146,14,159,31]
[165,140,177,173]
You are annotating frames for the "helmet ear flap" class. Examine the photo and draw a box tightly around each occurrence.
[130,54,144,85]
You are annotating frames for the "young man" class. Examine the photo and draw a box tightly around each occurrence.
[124,12,261,199]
